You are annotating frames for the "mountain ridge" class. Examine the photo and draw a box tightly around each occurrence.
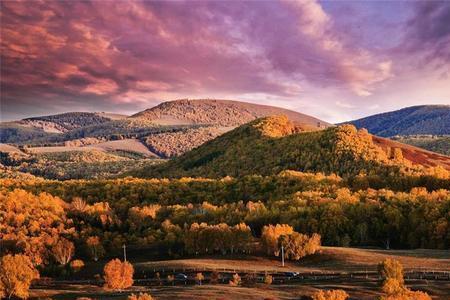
[345,105,450,137]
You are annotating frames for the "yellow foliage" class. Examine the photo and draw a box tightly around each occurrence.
[311,289,349,300]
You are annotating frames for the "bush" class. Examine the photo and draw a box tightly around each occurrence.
[128,293,154,300]
[229,273,241,286]
[264,274,273,285]
[311,289,349,300]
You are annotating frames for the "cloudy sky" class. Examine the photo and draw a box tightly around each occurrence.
[1,0,449,122]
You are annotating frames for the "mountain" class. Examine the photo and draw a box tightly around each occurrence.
[1,99,330,159]
[345,105,450,137]
[131,115,450,179]
[391,135,450,156]
[132,99,330,128]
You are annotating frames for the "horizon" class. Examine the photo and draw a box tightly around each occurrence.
[1,98,450,124]
[1,0,450,122]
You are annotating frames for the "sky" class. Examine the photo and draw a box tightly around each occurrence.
[1,0,449,123]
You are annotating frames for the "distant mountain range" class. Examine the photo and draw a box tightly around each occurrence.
[2,100,449,180]
[345,105,450,137]
[0,99,329,159]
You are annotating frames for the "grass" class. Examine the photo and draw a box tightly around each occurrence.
[135,247,450,273]
[30,247,450,299]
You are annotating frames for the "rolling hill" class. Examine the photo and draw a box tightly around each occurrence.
[346,105,450,137]
[1,99,330,159]
[132,99,330,128]
[131,115,450,179]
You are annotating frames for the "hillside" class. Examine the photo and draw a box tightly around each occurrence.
[132,115,450,179]
[132,99,330,128]
[391,135,450,156]
[346,105,450,137]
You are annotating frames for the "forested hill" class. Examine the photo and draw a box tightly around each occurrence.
[345,105,450,137]
[130,115,450,179]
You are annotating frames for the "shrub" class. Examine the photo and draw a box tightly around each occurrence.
[128,293,154,300]
[311,289,349,300]
[229,273,241,286]
[264,274,273,285]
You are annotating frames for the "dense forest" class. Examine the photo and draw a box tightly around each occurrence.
[1,171,449,273]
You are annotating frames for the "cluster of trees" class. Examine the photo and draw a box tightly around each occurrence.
[378,259,431,300]
[184,222,253,255]
[261,224,321,260]
[1,174,449,267]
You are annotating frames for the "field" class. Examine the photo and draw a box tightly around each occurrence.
[25,138,158,157]
[29,247,450,299]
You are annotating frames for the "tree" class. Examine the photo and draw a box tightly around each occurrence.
[128,293,154,300]
[378,259,404,285]
[70,259,85,272]
[279,232,321,260]
[261,224,294,256]
[0,254,40,299]
[195,272,204,285]
[52,238,75,265]
[86,236,105,261]
[311,289,349,300]
[103,259,134,290]
[378,259,431,300]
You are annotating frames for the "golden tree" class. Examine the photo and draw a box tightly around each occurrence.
[311,289,349,300]
[128,293,154,300]
[195,272,204,285]
[261,224,294,256]
[52,237,75,265]
[0,254,40,299]
[70,259,85,273]
[103,259,134,290]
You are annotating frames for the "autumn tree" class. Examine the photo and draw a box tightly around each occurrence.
[279,232,321,261]
[378,259,431,300]
[0,254,40,299]
[311,289,349,300]
[103,259,134,290]
[52,237,75,265]
[195,272,204,285]
[86,236,105,261]
[128,293,154,300]
[70,259,85,272]
[261,224,294,256]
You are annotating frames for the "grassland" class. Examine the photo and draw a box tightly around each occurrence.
[29,247,450,299]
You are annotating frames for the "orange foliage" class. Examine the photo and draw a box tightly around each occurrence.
[0,254,40,299]
[103,259,134,290]
[311,289,349,300]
